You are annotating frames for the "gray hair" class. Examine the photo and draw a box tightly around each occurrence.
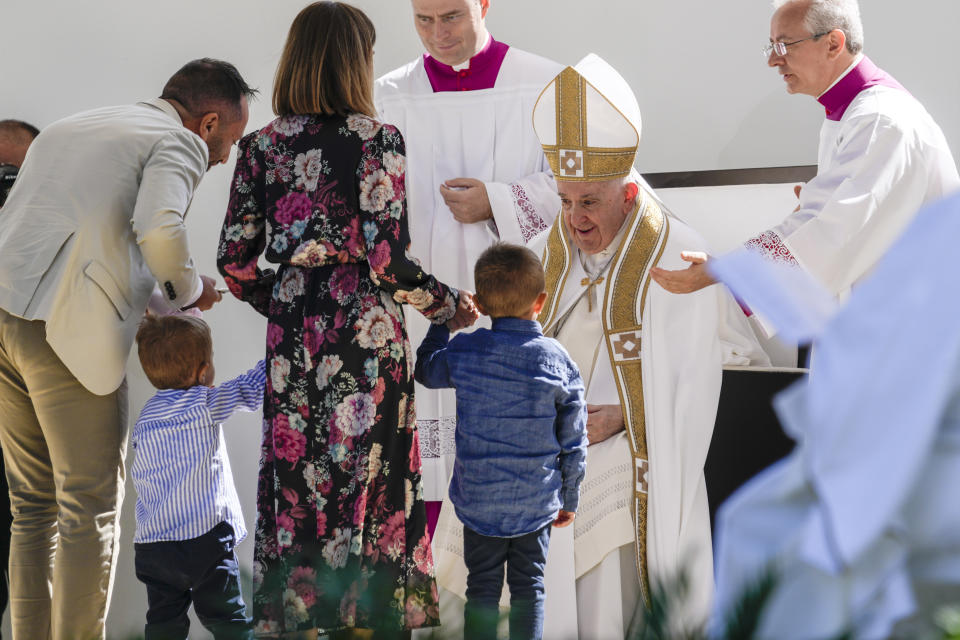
[774,0,864,55]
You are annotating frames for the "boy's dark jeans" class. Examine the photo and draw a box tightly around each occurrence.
[463,523,552,640]
[134,521,252,640]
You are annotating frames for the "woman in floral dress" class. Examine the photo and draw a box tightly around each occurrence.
[216,3,473,637]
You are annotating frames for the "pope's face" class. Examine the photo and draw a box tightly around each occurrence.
[768,2,834,97]
[559,180,632,255]
[411,0,489,67]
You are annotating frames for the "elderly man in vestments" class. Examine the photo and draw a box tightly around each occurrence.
[651,0,959,306]
[375,0,564,529]
[431,54,767,639]
[710,191,960,639]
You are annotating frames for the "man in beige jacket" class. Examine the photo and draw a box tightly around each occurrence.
[0,58,255,639]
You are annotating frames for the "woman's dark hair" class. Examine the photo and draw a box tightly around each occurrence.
[273,1,377,117]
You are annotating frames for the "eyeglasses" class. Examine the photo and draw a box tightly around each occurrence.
[762,31,831,58]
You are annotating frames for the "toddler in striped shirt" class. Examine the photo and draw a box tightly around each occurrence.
[132,314,264,639]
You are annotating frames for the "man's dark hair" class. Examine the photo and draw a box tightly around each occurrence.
[474,243,547,318]
[0,120,40,141]
[160,58,258,121]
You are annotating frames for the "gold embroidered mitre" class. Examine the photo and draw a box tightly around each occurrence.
[533,54,642,182]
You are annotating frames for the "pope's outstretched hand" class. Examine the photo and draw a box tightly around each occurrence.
[650,251,716,294]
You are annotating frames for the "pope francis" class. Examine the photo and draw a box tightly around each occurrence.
[430,54,765,639]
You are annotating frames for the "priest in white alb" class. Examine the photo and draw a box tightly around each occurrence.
[431,54,767,639]
[651,0,959,306]
[374,0,564,532]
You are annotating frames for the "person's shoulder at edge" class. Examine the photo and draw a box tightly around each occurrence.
[137,361,264,424]
[375,57,426,95]
[160,127,209,171]
[347,114,394,147]
[247,118,285,144]
[498,45,565,78]
[539,333,573,358]
[459,44,564,92]
[535,334,582,379]
[447,326,492,350]
[55,102,138,126]
[117,103,209,174]
[842,84,933,132]
[135,386,195,426]
[248,115,323,146]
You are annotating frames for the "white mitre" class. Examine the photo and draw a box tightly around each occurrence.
[532,53,642,182]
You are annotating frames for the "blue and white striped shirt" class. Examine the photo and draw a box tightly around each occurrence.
[131,360,266,544]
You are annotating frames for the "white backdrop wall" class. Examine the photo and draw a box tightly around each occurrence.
[0,1,957,637]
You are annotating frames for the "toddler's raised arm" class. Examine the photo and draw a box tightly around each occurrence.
[207,360,267,423]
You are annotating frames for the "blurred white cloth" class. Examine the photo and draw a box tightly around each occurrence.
[709,249,837,344]
[712,191,960,639]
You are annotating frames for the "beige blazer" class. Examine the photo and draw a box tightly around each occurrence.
[0,99,208,395]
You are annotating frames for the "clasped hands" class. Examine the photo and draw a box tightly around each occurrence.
[446,291,480,331]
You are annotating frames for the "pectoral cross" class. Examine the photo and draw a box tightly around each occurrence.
[581,275,605,312]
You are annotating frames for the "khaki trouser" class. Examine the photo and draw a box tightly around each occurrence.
[0,308,126,640]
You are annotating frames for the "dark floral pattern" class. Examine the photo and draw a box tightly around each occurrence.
[217,113,454,635]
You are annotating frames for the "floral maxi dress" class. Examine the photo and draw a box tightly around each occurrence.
[217,113,455,635]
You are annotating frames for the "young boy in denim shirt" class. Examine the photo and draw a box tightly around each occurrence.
[415,243,588,640]
[132,314,264,639]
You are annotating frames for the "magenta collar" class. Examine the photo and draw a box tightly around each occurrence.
[818,56,906,121]
[423,36,509,93]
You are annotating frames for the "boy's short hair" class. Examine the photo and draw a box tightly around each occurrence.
[474,243,546,318]
[136,315,212,390]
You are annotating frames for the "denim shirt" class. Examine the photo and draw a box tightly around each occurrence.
[415,317,588,537]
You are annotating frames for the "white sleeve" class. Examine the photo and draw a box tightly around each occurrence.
[132,129,207,311]
[773,113,928,295]
[485,166,561,245]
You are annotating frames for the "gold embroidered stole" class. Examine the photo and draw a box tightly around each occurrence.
[540,193,669,602]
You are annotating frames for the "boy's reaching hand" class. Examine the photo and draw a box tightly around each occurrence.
[553,510,576,528]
